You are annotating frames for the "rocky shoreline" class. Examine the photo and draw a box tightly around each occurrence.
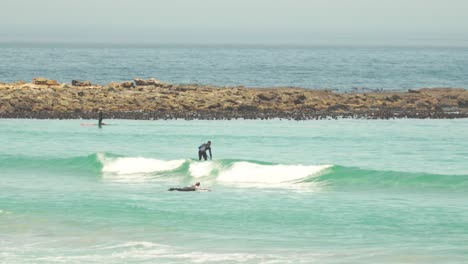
[1,78,467,120]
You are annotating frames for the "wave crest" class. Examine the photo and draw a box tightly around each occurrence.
[4,153,467,191]
[99,154,186,175]
[218,162,332,184]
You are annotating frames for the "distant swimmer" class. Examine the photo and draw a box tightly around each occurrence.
[198,140,212,161]
[98,108,104,128]
[168,182,211,192]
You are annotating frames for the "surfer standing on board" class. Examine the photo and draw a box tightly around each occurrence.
[198,141,212,161]
[98,108,103,128]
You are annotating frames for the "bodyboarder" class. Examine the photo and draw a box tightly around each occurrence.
[168,182,210,192]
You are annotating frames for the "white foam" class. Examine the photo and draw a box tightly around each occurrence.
[33,241,328,263]
[101,241,168,250]
[100,155,185,175]
[218,162,332,184]
[188,160,219,178]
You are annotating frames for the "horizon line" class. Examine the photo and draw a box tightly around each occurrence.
[1,40,468,49]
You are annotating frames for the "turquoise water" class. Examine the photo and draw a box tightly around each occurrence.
[1,119,467,263]
[1,44,468,90]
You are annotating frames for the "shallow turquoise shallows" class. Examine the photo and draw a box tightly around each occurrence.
[1,119,467,263]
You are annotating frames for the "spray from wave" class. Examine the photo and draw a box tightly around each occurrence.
[217,161,331,185]
[97,153,332,187]
[99,153,186,175]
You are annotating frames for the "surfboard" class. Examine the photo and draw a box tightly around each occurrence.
[80,123,109,126]
[168,187,211,192]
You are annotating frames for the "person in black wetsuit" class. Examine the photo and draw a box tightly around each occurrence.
[168,182,210,191]
[198,141,212,161]
[98,108,103,128]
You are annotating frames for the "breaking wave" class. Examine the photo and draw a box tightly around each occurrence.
[2,153,467,190]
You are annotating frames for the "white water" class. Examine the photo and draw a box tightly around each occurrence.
[100,155,185,175]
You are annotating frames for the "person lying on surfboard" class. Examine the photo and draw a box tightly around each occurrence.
[168,182,211,192]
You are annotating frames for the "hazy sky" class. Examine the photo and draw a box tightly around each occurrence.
[1,0,468,46]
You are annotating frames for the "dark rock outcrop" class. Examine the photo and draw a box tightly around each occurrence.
[72,80,92,86]
[1,79,467,120]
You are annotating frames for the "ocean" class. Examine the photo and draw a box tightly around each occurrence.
[1,44,468,91]
[1,119,467,263]
[1,44,468,263]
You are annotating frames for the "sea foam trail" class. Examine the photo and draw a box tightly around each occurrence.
[31,241,325,263]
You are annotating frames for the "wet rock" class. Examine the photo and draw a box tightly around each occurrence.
[33,77,59,86]
[208,102,221,109]
[0,101,14,113]
[1,79,467,119]
[72,80,92,86]
[458,100,468,108]
[134,78,164,87]
[257,93,276,101]
[176,86,196,92]
[237,105,258,111]
[33,77,48,85]
[121,81,134,88]
[293,94,307,105]
[327,104,350,111]
[10,98,32,111]
[385,95,402,102]
[47,80,59,86]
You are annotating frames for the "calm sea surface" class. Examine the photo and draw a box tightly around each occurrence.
[0,44,467,91]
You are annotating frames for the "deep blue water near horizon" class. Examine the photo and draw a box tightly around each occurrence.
[1,118,468,263]
[1,43,467,91]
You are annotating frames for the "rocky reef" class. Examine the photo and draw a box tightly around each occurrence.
[0,78,467,120]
